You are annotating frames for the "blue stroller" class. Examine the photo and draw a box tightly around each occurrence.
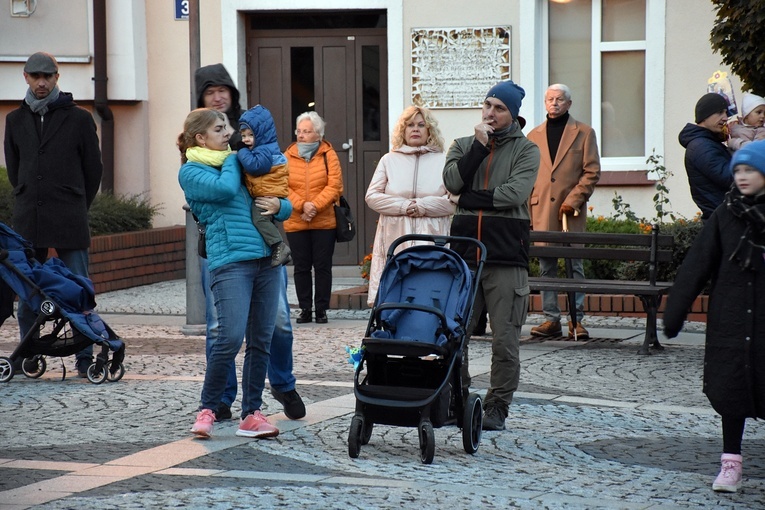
[0,222,125,384]
[349,234,485,464]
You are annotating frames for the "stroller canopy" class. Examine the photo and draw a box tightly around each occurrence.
[372,245,472,346]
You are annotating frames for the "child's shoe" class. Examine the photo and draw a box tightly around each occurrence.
[236,410,280,438]
[190,408,216,439]
[712,453,743,492]
[271,242,292,267]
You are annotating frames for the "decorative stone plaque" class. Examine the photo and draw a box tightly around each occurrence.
[411,26,511,109]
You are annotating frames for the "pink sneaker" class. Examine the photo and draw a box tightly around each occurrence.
[712,453,743,492]
[190,408,215,439]
[236,410,279,438]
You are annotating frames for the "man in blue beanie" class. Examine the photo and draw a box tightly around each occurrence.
[443,80,540,431]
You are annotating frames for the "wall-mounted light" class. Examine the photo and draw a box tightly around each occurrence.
[10,0,37,17]
[550,0,573,3]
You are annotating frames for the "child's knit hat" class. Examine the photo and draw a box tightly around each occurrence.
[740,92,765,121]
[730,139,765,176]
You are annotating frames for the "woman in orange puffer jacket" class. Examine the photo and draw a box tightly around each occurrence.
[283,111,344,324]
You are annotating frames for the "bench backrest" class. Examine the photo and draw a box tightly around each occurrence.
[528,225,674,285]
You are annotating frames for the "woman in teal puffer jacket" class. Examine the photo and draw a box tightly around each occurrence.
[178,108,292,440]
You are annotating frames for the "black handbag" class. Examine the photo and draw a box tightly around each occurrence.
[322,153,355,242]
[334,196,356,242]
[192,213,207,258]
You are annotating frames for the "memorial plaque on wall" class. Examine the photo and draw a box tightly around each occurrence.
[411,26,511,109]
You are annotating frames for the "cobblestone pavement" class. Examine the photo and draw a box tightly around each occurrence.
[1,280,763,509]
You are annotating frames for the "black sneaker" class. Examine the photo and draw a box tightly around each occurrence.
[482,405,507,431]
[296,309,312,324]
[270,388,306,420]
[76,358,92,379]
[214,403,232,422]
[315,310,328,324]
[270,242,292,267]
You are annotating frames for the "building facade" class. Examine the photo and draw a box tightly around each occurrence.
[0,0,739,266]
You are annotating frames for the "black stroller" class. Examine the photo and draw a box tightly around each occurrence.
[349,234,485,464]
[0,222,125,384]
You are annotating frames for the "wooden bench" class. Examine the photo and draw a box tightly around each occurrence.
[527,225,674,354]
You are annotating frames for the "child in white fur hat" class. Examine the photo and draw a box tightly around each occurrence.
[729,92,765,150]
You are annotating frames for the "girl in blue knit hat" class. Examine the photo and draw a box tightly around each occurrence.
[664,139,765,493]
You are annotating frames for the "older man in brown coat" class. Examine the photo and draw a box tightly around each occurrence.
[526,83,601,339]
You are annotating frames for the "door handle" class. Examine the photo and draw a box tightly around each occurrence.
[341,138,354,163]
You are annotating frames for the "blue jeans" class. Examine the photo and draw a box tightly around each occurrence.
[201,258,280,417]
[18,248,93,364]
[200,256,236,406]
[270,266,297,393]
[200,258,297,405]
[538,256,585,322]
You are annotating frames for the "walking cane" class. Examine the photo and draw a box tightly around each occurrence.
[561,210,580,340]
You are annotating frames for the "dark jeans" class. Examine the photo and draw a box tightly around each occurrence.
[285,229,336,312]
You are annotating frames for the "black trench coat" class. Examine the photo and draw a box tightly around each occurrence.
[663,200,765,418]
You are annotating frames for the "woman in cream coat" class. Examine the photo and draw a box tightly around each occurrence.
[365,106,455,306]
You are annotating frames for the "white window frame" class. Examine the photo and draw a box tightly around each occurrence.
[522,0,665,173]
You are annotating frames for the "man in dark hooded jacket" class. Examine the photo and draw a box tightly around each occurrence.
[4,52,103,377]
[194,63,244,149]
[678,93,733,220]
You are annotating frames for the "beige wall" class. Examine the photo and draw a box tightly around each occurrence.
[587,0,738,223]
[402,0,522,149]
[143,1,225,228]
[0,1,746,228]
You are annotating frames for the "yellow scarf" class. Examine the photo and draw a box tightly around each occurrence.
[185,146,232,167]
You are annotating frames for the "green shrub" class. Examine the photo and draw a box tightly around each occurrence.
[88,192,159,236]
[0,166,158,236]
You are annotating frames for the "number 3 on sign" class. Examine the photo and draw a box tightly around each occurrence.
[175,0,189,20]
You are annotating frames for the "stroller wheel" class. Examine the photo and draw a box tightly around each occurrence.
[462,393,482,454]
[86,363,108,384]
[106,361,125,382]
[361,419,374,446]
[22,356,46,379]
[418,420,435,464]
[348,415,363,458]
[0,357,14,383]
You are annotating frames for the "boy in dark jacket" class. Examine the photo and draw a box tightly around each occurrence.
[238,105,291,266]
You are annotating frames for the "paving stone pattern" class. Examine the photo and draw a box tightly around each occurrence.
[0,280,762,509]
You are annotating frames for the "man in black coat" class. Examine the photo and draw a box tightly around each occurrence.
[3,52,103,377]
[678,93,733,220]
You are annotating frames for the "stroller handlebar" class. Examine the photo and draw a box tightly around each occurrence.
[386,234,487,264]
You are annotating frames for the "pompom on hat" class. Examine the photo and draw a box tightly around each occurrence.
[485,80,525,120]
[694,92,729,123]
[740,92,765,122]
[730,139,765,177]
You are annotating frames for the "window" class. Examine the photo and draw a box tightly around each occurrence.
[546,0,663,171]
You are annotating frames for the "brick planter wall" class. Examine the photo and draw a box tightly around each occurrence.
[88,226,186,293]
[329,285,709,323]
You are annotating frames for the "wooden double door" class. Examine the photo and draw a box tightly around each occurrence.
[247,26,388,266]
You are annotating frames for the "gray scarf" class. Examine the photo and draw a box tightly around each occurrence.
[489,120,519,139]
[25,85,60,116]
[297,141,320,161]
